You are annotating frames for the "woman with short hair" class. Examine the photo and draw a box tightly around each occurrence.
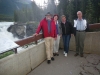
[60,15,73,57]
[53,15,61,56]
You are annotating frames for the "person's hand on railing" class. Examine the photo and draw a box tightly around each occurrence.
[33,33,38,37]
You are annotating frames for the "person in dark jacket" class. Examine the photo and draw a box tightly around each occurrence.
[60,15,73,57]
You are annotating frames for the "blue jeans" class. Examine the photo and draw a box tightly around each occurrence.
[62,35,71,53]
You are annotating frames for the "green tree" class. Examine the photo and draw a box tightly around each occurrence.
[92,0,100,23]
[14,11,18,22]
[66,0,74,23]
[46,0,56,14]
[85,0,94,23]
[14,1,43,23]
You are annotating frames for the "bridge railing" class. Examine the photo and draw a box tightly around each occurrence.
[14,34,43,53]
[1,23,100,54]
[14,23,100,53]
[89,23,100,29]
[13,23,100,54]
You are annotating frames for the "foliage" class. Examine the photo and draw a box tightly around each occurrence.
[0,0,31,21]
[46,0,56,14]
[57,0,100,24]
[0,14,13,21]
[0,51,14,59]
[1,0,100,23]
[14,1,43,23]
[85,0,94,24]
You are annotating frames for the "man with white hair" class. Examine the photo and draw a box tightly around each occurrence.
[34,12,57,64]
[74,11,89,57]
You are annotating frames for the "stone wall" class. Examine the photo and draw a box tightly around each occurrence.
[0,41,46,75]
[60,31,100,55]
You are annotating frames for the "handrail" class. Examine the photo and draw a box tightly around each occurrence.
[1,23,100,54]
[14,23,100,53]
[14,34,43,54]
[89,23,100,29]
[15,34,43,46]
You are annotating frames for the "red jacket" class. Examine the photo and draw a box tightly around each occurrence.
[36,18,57,38]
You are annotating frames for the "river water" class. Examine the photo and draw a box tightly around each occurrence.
[0,22,26,53]
[0,22,19,41]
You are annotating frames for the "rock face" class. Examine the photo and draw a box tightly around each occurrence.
[80,54,100,75]
[26,23,37,37]
[7,22,38,39]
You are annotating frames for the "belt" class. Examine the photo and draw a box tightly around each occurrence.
[76,30,85,32]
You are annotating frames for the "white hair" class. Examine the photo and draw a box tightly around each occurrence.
[77,11,82,14]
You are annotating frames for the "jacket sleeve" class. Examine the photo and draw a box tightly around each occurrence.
[36,21,42,34]
[85,23,89,32]
[69,22,74,34]
[73,20,77,36]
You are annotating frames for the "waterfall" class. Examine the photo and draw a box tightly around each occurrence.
[0,22,37,53]
[0,22,25,53]
[0,22,19,41]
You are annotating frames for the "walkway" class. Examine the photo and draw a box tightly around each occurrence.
[28,50,100,75]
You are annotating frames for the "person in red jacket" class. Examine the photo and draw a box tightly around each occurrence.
[34,12,57,64]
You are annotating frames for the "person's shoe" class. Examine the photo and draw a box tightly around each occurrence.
[53,53,56,56]
[51,57,55,61]
[63,51,66,55]
[64,53,67,57]
[80,54,84,57]
[56,53,59,56]
[47,60,51,64]
[74,53,79,56]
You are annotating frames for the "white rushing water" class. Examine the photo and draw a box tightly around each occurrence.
[0,22,26,53]
[0,22,36,53]
[0,22,19,41]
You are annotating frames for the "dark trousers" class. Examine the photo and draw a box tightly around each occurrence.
[75,31,85,54]
[62,35,71,53]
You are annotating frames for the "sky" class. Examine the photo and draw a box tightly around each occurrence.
[31,0,59,7]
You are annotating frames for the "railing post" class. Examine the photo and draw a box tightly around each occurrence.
[35,40,38,45]
[14,48,17,54]
[34,36,38,45]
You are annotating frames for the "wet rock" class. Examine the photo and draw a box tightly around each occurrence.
[7,25,14,32]
[15,25,25,36]
[86,54,100,65]
[7,22,38,39]
[26,24,37,37]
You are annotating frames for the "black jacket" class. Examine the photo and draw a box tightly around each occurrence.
[60,21,73,35]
